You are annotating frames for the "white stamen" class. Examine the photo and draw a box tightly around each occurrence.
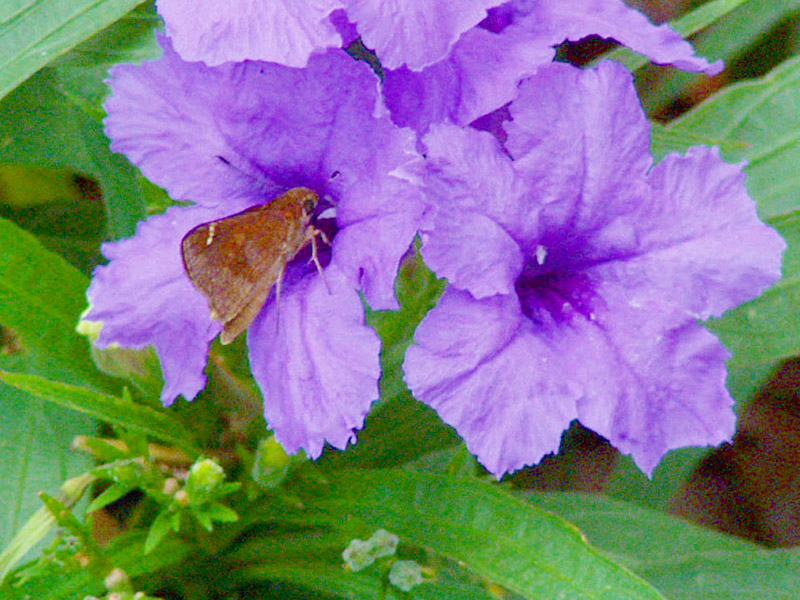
[535,244,548,266]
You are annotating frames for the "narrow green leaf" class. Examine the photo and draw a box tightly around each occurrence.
[0,217,113,390]
[0,370,200,456]
[656,53,800,220]
[305,470,665,600]
[602,0,751,72]
[3,530,190,599]
[670,0,755,38]
[86,483,132,513]
[205,503,239,524]
[0,473,94,584]
[144,509,176,554]
[0,0,147,101]
[527,492,800,600]
[640,0,800,118]
[0,4,161,239]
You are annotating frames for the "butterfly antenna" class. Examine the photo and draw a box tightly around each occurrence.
[215,155,273,188]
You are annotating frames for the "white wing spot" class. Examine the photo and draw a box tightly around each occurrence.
[205,223,216,246]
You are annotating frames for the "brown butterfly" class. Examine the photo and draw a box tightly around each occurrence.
[181,187,325,344]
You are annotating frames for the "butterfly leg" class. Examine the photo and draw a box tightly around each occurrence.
[308,226,332,294]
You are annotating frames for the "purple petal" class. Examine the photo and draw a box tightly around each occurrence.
[383,0,720,134]
[105,38,256,206]
[421,210,522,298]
[248,265,381,458]
[558,279,737,475]
[404,289,581,476]
[85,204,257,404]
[156,0,344,66]
[505,62,652,253]
[384,24,553,133]
[406,274,738,477]
[631,146,786,319]
[526,0,723,75]
[401,59,785,478]
[332,177,425,310]
[322,103,422,310]
[416,124,528,296]
[105,38,388,206]
[346,0,503,70]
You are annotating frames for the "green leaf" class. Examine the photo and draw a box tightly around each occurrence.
[204,502,239,524]
[225,528,500,600]
[707,212,800,367]
[0,472,93,584]
[601,0,751,72]
[304,469,665,600]
[0,384,93,563]
[0,4,162,239]
[48,2,161,118]
[638,0,800,118]
[0,217,113,390]
[85,483,133,513]
[0,220,98,567]
[655,53,800,220]
[225,531,384,599]
[144,509,178,554]
[0,0,149,101]
[526,492,800,600]
[0,370,200,456]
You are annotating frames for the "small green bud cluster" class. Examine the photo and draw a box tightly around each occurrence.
[342,529,399,572]
[343,529,426,592]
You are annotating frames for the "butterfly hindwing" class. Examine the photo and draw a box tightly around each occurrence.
[180,188,319,343]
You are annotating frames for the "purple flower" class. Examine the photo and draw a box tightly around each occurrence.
[154,0,722,137]
[384,0,723,134]
[85,37,424,458]
[402,61,785,477]
[155,0,504,70]
[154,0,720,92]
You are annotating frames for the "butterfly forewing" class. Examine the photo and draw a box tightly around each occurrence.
[181,188,319,344]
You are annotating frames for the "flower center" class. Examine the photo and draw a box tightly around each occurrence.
[514,260,599,327]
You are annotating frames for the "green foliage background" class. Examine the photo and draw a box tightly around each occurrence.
[1,0,800,598]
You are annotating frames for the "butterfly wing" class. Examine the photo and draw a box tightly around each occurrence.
[218,260,286,344]
[181,204,297,343]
